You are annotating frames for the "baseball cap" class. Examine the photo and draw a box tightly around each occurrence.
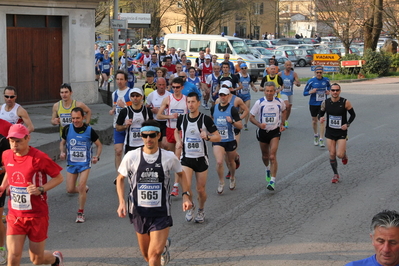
[221,80,232,88]
[177,48,182,51]
[240,63,248,68]
[130,88,143,96]
[219,88,230,95]
[7,124,29,139]
[237,58,244,61]
[205,54,211,59]
[146,70,155,77]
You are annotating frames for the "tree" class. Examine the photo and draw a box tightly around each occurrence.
[95,0,113,28]
[315,0,366,54]
[177,0,240,34]
[382,0,398,38]
[363,0,383,50]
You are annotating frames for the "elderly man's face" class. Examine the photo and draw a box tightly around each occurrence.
[372,226,399,266]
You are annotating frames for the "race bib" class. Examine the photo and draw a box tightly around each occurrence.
[218,126,228,139]
[263,113,277,125]
[60,113,72,127]
[283,79,292,92]
[10,186,32,211]
[129,127,142,146]
[170,109,184,123]
[316,90,326,101]
[241,81,250,94]
[185,137,202,153]
[103,64,110,70]
[329,115,342,129]
[70,146,87,162]
[137,183,162,208]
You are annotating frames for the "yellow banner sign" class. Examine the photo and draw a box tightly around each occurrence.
[313,54,341,61]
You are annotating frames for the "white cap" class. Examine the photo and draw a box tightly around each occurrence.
[130,88,143,96]
[219,88,230,95]
[205,54,211,59]
[177,47,182,51]
[221,80,232,88]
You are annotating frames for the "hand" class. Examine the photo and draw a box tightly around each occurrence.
[325,90,330,95]
[311,88,317,94]
[226,116,232,123]
[260,123,267,130]
[117,99,126,108]
[172,113,179,119]
[52,117,60,125]
[92,157,99,164]
[200,129,208,140]
[280,125,286,132]
[182,199,193,212]
[117,204,127,218]
[26,182,41,196]
[341,124,349,130]
[60,152,66,160]
[320,117,326,123]
[125,119,133,126]
[0,186,5,197]
[109,109,115,115]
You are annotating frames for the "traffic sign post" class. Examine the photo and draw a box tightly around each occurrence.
[111,19,127,29]
[311,61,340,67]
[312,54,341,73]
[313,54,341,61]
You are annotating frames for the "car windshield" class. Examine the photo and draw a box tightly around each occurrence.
[258,48,273,56]
[229,40,252,54]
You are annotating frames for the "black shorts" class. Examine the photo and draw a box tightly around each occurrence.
[234,128,241,136]
[130,212,173,234]
[256,128,281,144]
[124,145,143,155]
[0,174,5,208]
[212,140,237,152]
[95,67,101,75]
[309,105,321,117]
[325,129,347,141]
[181,156,209,172]
[157,120,167,140]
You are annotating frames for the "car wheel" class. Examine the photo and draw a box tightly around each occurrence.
[298,60,306,67]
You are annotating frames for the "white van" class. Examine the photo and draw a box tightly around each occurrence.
[163,34,266,79]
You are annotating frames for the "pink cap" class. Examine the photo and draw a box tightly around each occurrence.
[7,124,29,139]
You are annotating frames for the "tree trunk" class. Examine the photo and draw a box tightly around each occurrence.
[364,0,383,51]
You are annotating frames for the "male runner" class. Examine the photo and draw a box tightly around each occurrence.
[51,83,92,138]
[60,107,102,222]
[319,83,355,183]
[116,120,192,266]
[0,86,34,132]
[211,86,243,194]
[249,82,286,191]
[303,66,331,147]
[175,92,220,223]
[0,124,64,265]
[278,60,300,128]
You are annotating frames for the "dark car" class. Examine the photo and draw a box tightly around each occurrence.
[303,38,320,44]
[275,38,305,45]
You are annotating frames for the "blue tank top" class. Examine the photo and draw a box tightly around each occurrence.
[100,57,112,72]
[280,71,295,96]
[66,125,92,167]
[213,103,235,142]
[237,74,251,98]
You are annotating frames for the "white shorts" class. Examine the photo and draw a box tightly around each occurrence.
[280,94,293,104]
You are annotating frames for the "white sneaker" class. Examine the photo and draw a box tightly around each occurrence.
[217,182,224,194]
[194,209,205,223]
[314,135,319,146]
[185,204,195,222]
[319,138,325,147]
[161,238,171,266]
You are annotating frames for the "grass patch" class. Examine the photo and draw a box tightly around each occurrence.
[300,73,379,82]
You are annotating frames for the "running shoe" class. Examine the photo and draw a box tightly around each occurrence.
[284,121,289,128]
[266,170,271,183]
[331,174,340,183]
[0,247,7,265]
[267,181,275,191]
[185,204,195,222]
[75,212,85,223]
[229,178,236,190]
[194,209,205,224]
[86,185,89,193]
[314,135,319,146]
[161,238,171,266]
[204,103,210,110]
[53,251,64,266]
[342,155,348,165]
[319,138,325,147]
[225,171,231,179]
[170,186,179,197]
[235,155,240,169]
[244,124,248,131]
[217,182,224,194]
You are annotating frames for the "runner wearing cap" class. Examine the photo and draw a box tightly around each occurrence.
[142,71,157,99]
[116,88,154,154]
[237,63,258,130]
[0,124,65,265]
[211,85,243,194]
[60,107,102,223]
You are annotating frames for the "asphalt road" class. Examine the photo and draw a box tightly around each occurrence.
[15,78,399,265]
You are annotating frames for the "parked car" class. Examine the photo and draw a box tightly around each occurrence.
[338,47,361,57]
[275,38,305,45]
[248,41,274,50]
[262,40,278,47]
[294,49,315,67]
[303,38,320,44]
[273,49,298,64]
[252,47,274,57]
[276,44,315,50]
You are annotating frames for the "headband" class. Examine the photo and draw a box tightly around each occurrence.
[140,126,160,133]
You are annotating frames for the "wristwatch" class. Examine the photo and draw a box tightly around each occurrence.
[182,191,191,197]
[206,135,210,141]
[38,186,45,195]
[94,156,100,161]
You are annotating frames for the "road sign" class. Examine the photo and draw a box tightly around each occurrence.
[119,13,151,24]
[313,54,341,61]
[341,60,366,67]
[311,60,340,66]
[111,19,127,29]
[311,66,340,72]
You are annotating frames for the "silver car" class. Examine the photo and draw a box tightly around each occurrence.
[273,49,298,64]
[294,49,315,67]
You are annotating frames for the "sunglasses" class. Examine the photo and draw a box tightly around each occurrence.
[316,71,323,74]
[141,132,158,138]
[222,85,229,88]
[219,93,227,96]
[4,95,16,99]
[179,76,186,78]
[172,86,181,89]
[241,67,247,69]
[331,89,340,92]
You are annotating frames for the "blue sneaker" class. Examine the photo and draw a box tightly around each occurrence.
[267,181,275,191]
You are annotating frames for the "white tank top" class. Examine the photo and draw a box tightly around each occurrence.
[167,94,187,128]
[0,103,22,124]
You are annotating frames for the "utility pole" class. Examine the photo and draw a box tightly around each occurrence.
[113,0,119,92]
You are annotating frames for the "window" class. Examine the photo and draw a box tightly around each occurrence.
[189,40,210,52]
[167,39,187,51]
[221,26,228,35]
[176,25,182,32]
[216,41,230,54]
[254,3,263,15]
[192,27,196,34]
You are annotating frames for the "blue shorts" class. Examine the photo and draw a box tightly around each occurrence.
[238,94,250,102]
[128,81,135,89]
[67,164,91,174]
[114,128,126,144]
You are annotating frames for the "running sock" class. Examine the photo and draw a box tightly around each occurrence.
[52,257,59,266]
[270,177,276,182]
[198,208,204,212]
[173,183,179,187]
[330,159,338,174]
[78,209,84,213]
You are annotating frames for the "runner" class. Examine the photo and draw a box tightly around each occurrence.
[249,82,286,191]
[303,66,331,147]
[51,83,92,138]
[0,86,34,132]
[206,64,222,106]
[278,60,300,128]
[59,107,102,223]
[0,133,10,264]
[0,124,64,265]
[175,92,221,223]
[211,85,243,194]
[116,120,192,266]
[319,83,356,183]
